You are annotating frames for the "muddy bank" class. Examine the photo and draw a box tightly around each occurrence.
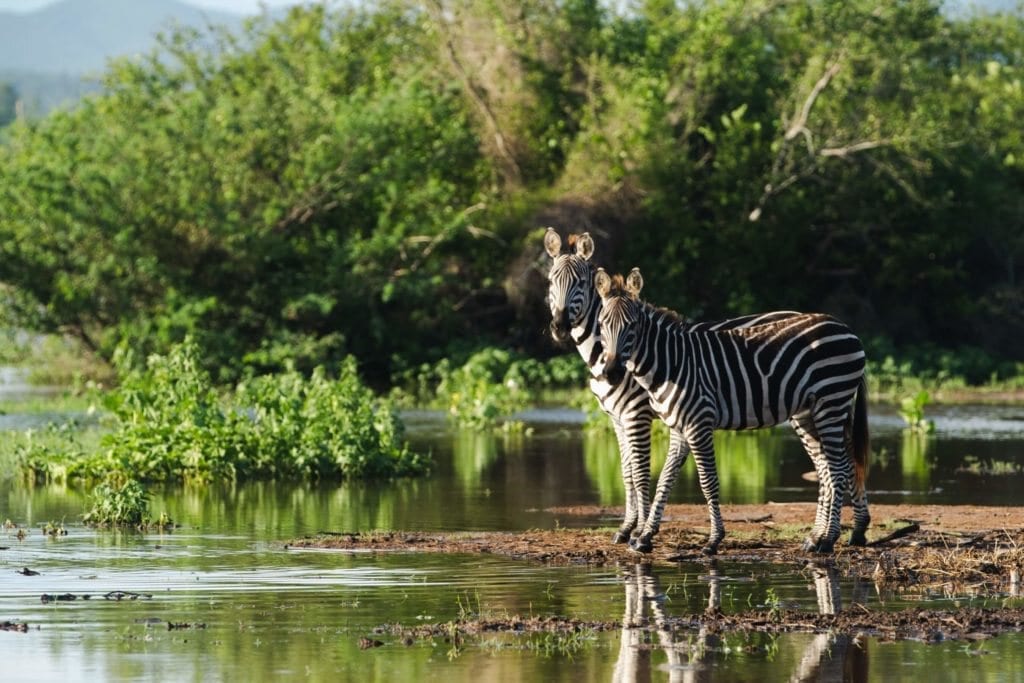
[290,503,1024,592]
[368,606,1024,644]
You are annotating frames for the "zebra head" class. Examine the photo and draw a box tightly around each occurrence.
[595,267,644,384]
[544,227,596,344]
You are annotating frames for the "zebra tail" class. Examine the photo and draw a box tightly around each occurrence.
[852,376,870,497]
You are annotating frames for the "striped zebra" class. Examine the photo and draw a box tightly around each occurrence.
[593,267,870,555]
[544,228,809,548]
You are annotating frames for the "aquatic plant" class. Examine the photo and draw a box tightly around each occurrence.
[82,479,154,527]
[899,390,936,434]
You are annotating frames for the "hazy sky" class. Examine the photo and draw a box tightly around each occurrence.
[0,0,305,12]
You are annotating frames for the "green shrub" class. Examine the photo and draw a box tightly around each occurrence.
[18,340,429,484]
[237,359,428,479]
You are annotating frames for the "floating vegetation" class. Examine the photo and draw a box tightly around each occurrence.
[41,520,67,537]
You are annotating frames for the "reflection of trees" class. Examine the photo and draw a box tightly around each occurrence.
[452,429,500,489]
[147,479,438,537]
[899,431,933,492]
[584,428,788,508]
[669,431,785,504]
[613,564,868,682]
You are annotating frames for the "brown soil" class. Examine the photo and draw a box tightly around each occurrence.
[291,502,1024,643]
[291,502,1024,584]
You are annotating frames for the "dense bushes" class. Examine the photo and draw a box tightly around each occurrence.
[1,1,1023,385]
[20,341,428,483]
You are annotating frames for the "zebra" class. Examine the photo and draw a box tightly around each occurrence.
[545,228,655,544]
[593,267,870,555]
[544,228,809,548]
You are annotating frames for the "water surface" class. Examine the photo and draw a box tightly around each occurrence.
[2,405,1024,680]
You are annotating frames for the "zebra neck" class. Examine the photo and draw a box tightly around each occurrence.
[630,304,686,392]
[570,293,603,371]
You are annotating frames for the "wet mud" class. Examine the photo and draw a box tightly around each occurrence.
[293,503,1024,643]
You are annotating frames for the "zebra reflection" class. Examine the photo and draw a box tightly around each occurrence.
[792,565,870,683]
[612,564,868,682]
[613,563,719,683]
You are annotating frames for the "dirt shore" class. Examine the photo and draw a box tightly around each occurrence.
[290,502,1024,588]
[290,502,1024,643]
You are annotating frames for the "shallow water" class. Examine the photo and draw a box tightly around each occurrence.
[2,405,1024,680]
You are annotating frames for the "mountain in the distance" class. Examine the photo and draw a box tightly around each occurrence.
[0,0,246,74]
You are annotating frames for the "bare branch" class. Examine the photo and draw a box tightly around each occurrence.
[820,140,891,158]
[389,202,488,280]
[785,57,843,150]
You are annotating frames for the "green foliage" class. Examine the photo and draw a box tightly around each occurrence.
[237,359,427,479]
[393,348,590,428]
[0,5,497,382]
[2,1,1024,382]
[18,340,429,484]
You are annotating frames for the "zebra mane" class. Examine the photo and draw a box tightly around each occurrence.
[605,274,629,294]
[601,272,691,326]
[604,275,693,328]
[648,301,690,328]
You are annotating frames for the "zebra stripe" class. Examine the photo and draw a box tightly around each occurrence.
[594,267,871,555]
[543,229,813,548]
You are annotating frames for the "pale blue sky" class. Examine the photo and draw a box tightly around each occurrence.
[0,0,304,13]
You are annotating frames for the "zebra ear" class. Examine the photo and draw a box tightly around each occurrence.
[575,232,595,261]
[543,227,562,259]
[625,268,643,297]
[594,268,612,298]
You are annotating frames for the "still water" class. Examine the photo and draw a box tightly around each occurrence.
[2,405,1024,681]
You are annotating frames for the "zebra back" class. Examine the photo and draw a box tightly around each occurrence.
[595,268,866,430]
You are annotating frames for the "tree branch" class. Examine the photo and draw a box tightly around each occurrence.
[425,0,522,187]
[820,139,890,157]
[785,57,843,151]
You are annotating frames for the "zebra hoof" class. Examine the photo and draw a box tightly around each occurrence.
[849,529,868,547]
[802,537,836,554]
[612,530,631,544]
[629,535,654,554]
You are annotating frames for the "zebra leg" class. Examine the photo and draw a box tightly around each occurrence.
[611,420,638,544]
[847,419,871,547]
[790,412,831,548]
[689,433,725,555]
[627,416,653,542]
[630,429,688,554]
[849,480,870,547]
[803,409,853,553]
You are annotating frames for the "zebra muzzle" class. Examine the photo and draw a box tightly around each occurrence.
[549,312,571,343]
[599,353,626,384]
